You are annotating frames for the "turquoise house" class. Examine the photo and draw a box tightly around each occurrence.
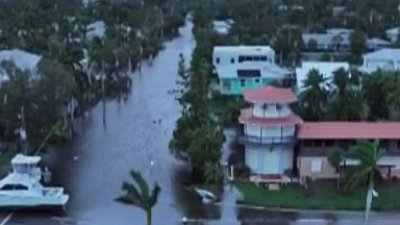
[213,46,290,95]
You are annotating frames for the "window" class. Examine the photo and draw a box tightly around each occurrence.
[380,140,389,150]
[397,140,400,149]
[254,56,260,61]
[260,56,267,61]
[240,79,246,87]
[255,78,260,83]
[276,104,282,111]
[230,58,235,64]
[222,79,231,91]
[311,159,322,173]
[245,56,252,61]
[238,56,245,62]
[0,184,28,191]
[325,140,335,147]
[302,140,313,147]
[237,69,261,77]
[314,140,323,147]
[216,57,220,64]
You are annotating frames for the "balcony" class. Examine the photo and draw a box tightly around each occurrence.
[238,134,295,145]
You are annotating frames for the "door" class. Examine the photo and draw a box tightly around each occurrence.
[264,147,279,174]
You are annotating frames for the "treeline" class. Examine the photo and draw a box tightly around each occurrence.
[296,69,400,122]
[169,10,225,184]
[0,0,187,148]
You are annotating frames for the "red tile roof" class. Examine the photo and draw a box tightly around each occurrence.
[298,122,400,140]
[244,86,297,103]
[239,108,302,126]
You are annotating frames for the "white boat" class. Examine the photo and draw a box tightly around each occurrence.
[0,154,69,208]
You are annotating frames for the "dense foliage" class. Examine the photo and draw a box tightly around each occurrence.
[0,0,187,148]
[194,0,400,65]
[296,69,400,121]
[170,10,225,184]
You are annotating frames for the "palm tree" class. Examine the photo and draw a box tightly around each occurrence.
[345,140,381,225]
[116,170,160,225]
[298,69,328,120]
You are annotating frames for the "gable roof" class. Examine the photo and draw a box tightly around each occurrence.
[298,122,400,140]
[244,86,297,103]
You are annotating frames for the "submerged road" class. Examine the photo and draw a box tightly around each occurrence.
[4,18,400,225]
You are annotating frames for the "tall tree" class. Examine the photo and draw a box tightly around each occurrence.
[345,140,381,225]
[116,170,160,225]
[297,69,328,120]
[350,29,366,64]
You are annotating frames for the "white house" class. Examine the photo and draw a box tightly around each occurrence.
[0,49,42,83]
[295,61,350,92]
[359,48,400,73]
[213,46,289,95]
[386,27,400,43]
[86,21,106,40]
[212,20,233,35]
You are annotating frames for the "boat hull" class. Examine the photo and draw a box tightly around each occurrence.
[0,195,69,210]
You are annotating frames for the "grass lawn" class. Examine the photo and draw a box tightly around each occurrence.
[233,180,400,211]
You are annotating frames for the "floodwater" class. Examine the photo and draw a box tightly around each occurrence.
[6,17,397,225]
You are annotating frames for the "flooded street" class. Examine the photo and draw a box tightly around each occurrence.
[5,18,400,225]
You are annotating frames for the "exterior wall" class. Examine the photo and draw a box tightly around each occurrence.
[244,124,295,139]
[252,103,290,118]
[219,77,276,95]
[297,156,338,179]
[245,144,294,175]
[298,140,400,180]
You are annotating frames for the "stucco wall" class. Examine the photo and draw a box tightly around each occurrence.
[244,124,295,138]
[297,156,338,179]
[245,144,294,174]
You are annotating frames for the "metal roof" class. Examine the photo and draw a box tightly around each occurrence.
[298,122,400,140]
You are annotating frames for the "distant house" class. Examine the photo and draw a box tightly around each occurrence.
[359,48,400,73]
[0,49,42,83]
[212,19,233,35]
[213,46,290,95]
[386,27,400,43]
[86,21,106,40]
[366,38,391,51]
[295,61,350,92]
[302,29,351,52]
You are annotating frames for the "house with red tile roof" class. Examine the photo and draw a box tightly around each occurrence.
[239,85,400,184]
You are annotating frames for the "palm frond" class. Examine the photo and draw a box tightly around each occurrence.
[130,170,150,198]
[149,184,161,208]
[115,195,135,205]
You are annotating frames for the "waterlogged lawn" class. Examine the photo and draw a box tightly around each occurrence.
[233,180,400,211]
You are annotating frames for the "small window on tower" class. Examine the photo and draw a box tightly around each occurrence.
[216,57,220,64]
[255,78,260,83]
[231,58,235,64]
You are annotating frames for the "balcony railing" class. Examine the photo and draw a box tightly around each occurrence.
[238,134,295,145]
